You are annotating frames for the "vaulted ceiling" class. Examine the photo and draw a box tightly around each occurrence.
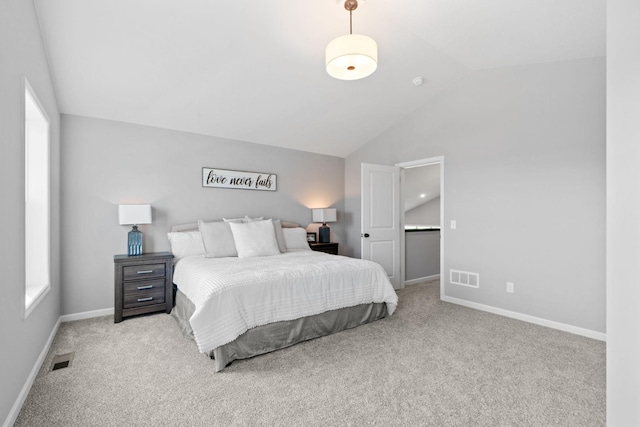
[34,0,605,157]
[403,164,441,213]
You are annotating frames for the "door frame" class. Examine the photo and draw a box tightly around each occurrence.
[396,156,445,297]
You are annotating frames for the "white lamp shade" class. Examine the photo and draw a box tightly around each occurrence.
[312,208,337,223]
[326,34,377,80]
[118,204,152,225]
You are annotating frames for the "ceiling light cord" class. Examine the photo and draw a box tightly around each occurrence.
[349,8,353,34]
[345,0,357,34]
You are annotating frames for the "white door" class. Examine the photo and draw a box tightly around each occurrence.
[361,163,401,289]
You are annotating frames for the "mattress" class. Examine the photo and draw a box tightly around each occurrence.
[172,251,398,355]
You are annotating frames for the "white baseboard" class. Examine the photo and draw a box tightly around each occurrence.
[59,307,114,323]
[3,317,61,427]
[405,274,440,286]
[6,297,604,427]
[3,307,114,427]
[441,295,606,342]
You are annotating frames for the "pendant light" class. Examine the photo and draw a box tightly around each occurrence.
[326,0,378,80]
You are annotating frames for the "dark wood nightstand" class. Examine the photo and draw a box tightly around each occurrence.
[114,252,174,323]
[309,242,339,255]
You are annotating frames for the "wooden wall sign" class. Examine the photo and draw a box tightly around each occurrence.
[202,167,277,191]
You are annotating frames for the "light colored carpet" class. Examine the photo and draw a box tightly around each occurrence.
[15,281,605,426]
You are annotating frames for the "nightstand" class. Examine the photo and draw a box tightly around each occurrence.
[309,242,339,255]
[114,252,174,323]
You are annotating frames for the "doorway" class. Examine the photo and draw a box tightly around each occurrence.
[397,157,444,295]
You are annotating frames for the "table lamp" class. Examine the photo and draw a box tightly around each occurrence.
[312,208,337,243]
[118,204,152,256]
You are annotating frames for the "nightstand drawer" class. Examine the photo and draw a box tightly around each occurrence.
[123,279,166,308]
[310,242,339,255]
[123,263,165,281]
[114,252,174,323]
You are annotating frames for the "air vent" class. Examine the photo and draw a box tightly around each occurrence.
[450,269,479,288]
[50,352,74,372]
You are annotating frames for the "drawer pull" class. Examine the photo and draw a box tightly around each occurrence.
[137,285,153,290]
[137,297,153,302]
[137,270,154,274]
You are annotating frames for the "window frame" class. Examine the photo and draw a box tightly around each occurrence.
[23,77,51,319]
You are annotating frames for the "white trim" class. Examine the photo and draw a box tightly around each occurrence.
[3,307,114,426]
[442,295,606,342]
[398,169,406,288]
[405,274,440,286]
[4,295,603,427]
[23,77,50,123]
[3,317,61,427]
[396,156,445,299]
[60,307,114,323]
[397,157,442,169]
[23,284,51,319]
[23,76,51,320]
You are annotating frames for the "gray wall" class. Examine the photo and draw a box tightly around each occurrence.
[405,197,440,226]
[0,0,61,423]
[405,197,441,281]
[607,0,640,423]
[345,57,605,334]
[405,231,440,281]
[60,115,345,315]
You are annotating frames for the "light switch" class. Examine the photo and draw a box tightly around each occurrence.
[450,220,457,229]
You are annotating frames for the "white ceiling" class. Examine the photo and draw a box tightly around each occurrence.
[34,0,605,158]
[403,164,441,212]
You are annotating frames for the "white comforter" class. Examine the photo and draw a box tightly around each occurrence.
[173,251,398,353]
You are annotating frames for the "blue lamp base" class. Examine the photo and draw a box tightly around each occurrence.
[127,225,143,256]
[318,224,331,243]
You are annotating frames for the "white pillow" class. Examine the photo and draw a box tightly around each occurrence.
[280,220,300,228]
[198,220,238,257]
[282,227,312,251]
[222,216,263,223]
[272,219,287,253]
[167,231,206,260]
[229,220,280,258]
[223,217,246,223]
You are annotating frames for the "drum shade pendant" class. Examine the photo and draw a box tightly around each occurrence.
[326,0,377,80]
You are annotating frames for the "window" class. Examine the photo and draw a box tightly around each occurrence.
[24,78,50,317]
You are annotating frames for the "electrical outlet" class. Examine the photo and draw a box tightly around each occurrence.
[506,282,514,293]
[450,220,457,229]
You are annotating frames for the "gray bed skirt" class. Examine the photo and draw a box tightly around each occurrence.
[171,288,388,372]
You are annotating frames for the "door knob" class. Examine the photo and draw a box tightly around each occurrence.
[362,233,370,238]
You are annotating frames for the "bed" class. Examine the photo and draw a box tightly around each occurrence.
[168,217,398,371]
